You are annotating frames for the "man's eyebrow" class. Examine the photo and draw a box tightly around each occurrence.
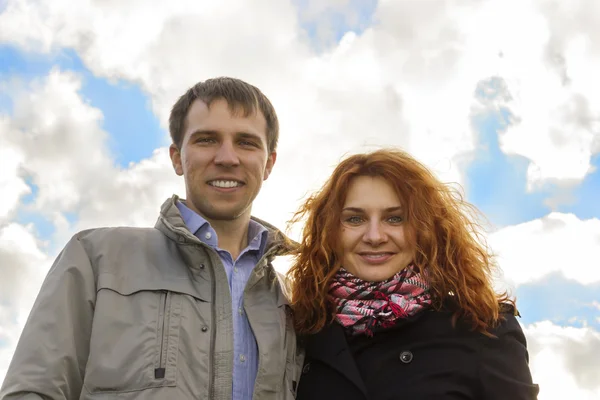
[189,129,218,137]
[189,130,263,140]
[236,131,265,142]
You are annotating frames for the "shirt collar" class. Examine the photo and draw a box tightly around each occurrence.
[247,218,269,255]
[176,200,207,236]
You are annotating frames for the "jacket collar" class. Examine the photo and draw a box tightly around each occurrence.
[154,195,297,259]
[305,322,369,399]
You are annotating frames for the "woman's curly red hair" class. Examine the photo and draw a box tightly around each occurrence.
[287,148,513,335]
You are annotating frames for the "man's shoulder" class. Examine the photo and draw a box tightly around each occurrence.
[65,226,183,276]
[71,226,166,253]
[74,226,160,241]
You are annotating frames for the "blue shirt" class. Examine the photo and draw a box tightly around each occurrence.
[176,201,268,400]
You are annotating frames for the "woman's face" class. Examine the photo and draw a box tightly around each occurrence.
[338,175,414,282]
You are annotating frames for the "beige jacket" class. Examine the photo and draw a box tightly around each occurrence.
[1,196,303,400]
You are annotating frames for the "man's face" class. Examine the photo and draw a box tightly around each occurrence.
[170,98,276,223]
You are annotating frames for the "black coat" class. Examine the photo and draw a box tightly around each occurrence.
[296,306,539,400]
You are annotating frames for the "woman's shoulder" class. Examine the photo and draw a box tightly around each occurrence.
[489,303,526,338]
[427,301,524,337]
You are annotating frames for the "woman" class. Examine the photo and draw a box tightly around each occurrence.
[287,149,539,399]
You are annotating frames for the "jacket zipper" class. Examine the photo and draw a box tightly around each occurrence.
[155,291,170,379]
[243,252,286,397]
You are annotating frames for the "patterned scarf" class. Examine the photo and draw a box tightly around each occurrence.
[329,265,432,336]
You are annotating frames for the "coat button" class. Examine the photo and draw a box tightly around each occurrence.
[399,350,413,364]
[201,326,208,332]
[302,363,311,374]
[199,263,205,269]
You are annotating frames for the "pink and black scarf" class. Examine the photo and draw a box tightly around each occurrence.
[328,265,432,336]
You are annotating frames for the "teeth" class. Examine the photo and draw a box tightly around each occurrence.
[363,253,388,259]
[211,180,241,188]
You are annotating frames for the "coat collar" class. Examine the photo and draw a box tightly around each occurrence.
[305,322,369,399]
[155,194,297,258]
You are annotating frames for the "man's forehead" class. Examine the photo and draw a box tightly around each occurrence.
[191,97,260,118]
[184,99,268,139]
[188,98,261,120]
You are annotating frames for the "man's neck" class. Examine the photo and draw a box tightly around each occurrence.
[208,216,250,260]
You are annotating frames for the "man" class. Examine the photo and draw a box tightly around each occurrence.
[1,77,303,400]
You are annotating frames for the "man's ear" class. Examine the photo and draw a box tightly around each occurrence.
[169,144,184,176]
[263,151,277,180]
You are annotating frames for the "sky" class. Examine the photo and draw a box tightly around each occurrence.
[0,0,599,398]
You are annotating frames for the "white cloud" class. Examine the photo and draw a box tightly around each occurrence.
[0,0,482,197]
[0,122,29,224]
[0,222,50,384]
[1,68,185,237]
[4,68,113,214]
[461,0,600,188]
[72,148,183,230]
[0,223,47,305]
[525,321,600,399]
[2,0,597,192]
[490,212,600,287]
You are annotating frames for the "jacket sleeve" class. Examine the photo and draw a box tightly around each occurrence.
[478,313,540,399]
[0,235,96,400]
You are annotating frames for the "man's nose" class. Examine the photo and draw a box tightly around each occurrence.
[214,141,240,167]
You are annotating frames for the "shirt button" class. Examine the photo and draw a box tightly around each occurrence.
[205,232,212,240]
[238,307,243,315]
[234,267,239,273]
[239,354,246,362]
[399,350,413,364]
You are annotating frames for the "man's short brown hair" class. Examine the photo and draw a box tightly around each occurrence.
[169,77,279,153]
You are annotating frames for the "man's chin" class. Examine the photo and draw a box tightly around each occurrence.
[202,207,250,222]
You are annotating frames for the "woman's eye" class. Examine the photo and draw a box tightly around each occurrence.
[388,216,403,223]
[345,216,363,224]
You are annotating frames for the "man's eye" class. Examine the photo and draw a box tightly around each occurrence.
[195,137,214,144]
[240,140,258,147]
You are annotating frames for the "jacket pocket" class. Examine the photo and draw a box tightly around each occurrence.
[154,291,180,382]
[84,276,183,394]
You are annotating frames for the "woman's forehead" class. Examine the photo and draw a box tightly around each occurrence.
[343,176,403,208]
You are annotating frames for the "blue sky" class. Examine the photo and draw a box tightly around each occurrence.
[560,154,600,220]
[1,0,599,344]
[466,76,600,229]
[517,272,600,330]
